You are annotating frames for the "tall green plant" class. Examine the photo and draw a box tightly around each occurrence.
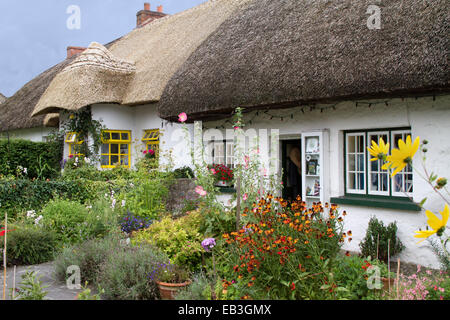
[359,216,405,263]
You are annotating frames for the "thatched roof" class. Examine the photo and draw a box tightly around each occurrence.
[32,0,253,116]
[32,42,137,116]
[158,0,450,121]
[0,57,75,132]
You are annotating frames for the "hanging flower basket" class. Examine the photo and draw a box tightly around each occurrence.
[209,164,234,187]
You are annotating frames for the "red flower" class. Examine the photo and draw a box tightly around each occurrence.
[290,282,295,291]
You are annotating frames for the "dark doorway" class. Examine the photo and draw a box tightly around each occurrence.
[281,139,302,201]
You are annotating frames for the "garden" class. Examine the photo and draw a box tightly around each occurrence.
[0,110,448,301]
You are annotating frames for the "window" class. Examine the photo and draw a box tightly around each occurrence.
[65,132,84,157]
[345,128,412,198]
[142,129,160,158]
[206,140,234,168]
[101,130,131,168]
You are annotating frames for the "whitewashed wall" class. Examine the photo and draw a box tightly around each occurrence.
[0,127,53,142]
[203,95,450,268]
[90,103,194,169]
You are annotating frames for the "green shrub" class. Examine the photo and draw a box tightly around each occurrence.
[0,224,57,266]
[0,139,62,179]
[0,179,93,219]
[174,272,216,300]
[12,271,49,300]
[54,233,123,284]
[131,211,204,272]
[172,166,194,179]
[97,243,169,300]
[41,199,90,245]
[359,216,405,263]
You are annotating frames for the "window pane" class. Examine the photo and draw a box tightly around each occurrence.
[111,155,119,165]
[111,132,120,140]
[120,144,128,155]
[357,136,365,152]
[381,173,389,191]
[357,173,365,190]
[103,132,111,140]
[101,144,109,154]
[111,144,119,154]
[121,156,129,166]
[121,133,129,141]
[370,173,378,191]
[357,154,365,171]
[348,154,355,171]
[101,155,109,166]
[348,172,355,189]
[347,136,355,153]
[393,175,403,192]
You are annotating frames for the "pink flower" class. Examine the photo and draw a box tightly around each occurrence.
[69,154,74,159]
[234,126,240,130]
[211,168,216,175]
[243,193,248,201]
[195,185,207,197]
[178,112,187,123]
[244,156,250,169]
[149,149,155,155]
[143,150,148,154]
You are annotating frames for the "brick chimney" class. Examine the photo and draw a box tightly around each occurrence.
[67,46,86,59]
[136,3,167,28]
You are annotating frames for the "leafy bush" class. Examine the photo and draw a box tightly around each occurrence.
[198,202,236,236]
[0,139,62,179]
[175,272,218,300]
[359,216,405,263]
[41,199,90,245]
[332,254,392,300]
[54,233,123,285]
[0,179,93,219]
[97,243,169,300]
[0,224,57,266]
[218,196,347,300]
[131,211,204,272]
[172,166,194,179]
[12,271,49,300]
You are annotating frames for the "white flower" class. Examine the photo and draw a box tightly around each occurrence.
[34,215,43,225]
[121,200,126,207]
[27,210,36,218]
[23,167,27,174]
[111,199,117,209]
[86,205,92,209]
[75,157,79,163]
[84,157,90,164]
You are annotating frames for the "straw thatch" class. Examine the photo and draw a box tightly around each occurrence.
[32,42,137,116]
[0,57,75,132]
[158,0,450,121]
[32,0,253,116]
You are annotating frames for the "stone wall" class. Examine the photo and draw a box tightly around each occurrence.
[166,178,199,214]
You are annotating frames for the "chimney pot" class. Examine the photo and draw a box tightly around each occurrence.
[157,5,163,13]
[144,3,150,11]
[136,3,167,28]
[67,46,86,59]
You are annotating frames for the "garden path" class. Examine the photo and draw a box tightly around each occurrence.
[0,262,83,300]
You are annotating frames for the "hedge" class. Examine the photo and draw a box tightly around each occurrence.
[0,138,63,179]
[0,179,94,219]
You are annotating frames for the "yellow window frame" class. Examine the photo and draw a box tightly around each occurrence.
[142,129,160,158]
[101,130,131,168]
[65,132,84,157]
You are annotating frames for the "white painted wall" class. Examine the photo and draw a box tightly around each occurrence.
[202,95,450,268]
[0,127,54,142]
[90,103,194,169]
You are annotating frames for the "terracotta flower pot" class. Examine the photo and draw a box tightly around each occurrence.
[381,277,395,291]
[156,280,191,300]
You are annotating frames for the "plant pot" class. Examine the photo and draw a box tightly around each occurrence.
[156,280,191,300]
[381,277,395,291]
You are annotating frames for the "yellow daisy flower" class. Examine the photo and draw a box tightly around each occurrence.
[414,204,449,243]
[382,135,420,177]
[367,138,390,162]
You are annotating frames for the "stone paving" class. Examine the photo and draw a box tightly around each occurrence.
[0,262,83,300]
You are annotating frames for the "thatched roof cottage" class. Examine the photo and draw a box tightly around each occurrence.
[156,0,449,267]
[27,0,448,267]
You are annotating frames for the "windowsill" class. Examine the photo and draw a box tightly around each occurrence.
[330,195,422,211]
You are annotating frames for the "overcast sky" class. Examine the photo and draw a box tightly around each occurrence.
[0,0,206,97]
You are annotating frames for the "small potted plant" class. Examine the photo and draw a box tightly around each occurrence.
[210,164,234,187]
[152,262,191,300]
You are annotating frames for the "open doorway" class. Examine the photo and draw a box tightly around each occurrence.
[281,139,302,201]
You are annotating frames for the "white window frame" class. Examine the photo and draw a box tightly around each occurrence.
[391,130,413,197]
[345,132,366,194]
[367,131,390,196]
